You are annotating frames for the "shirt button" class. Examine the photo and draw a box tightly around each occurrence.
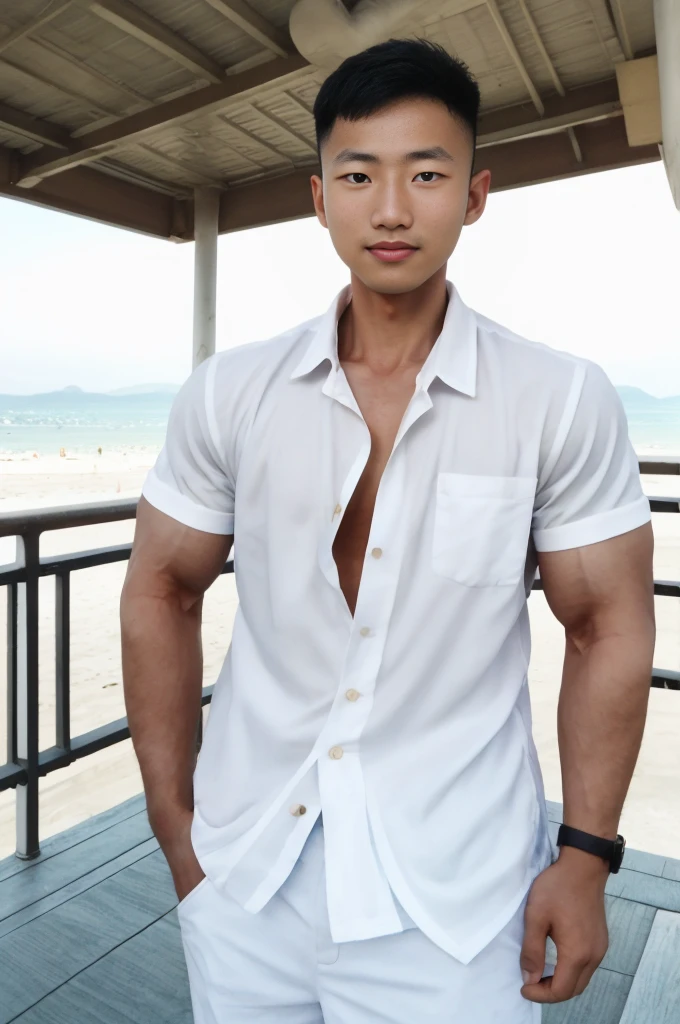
[345,689,360,701]
[359,626,371,637]
[329,745,344,759]
[289,803,307,816]
[371,547,383,559]
[332,503,342,519]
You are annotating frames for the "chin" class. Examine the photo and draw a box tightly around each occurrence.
[353,263,435,296]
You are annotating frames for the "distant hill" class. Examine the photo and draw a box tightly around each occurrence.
[0,391,175,406]
[0,385,179,401]
[616,386,680,410]
[0,389,176,427]
[108,384,180,395]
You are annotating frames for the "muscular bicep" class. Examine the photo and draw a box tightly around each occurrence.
[537,522,654,646]
[125,496,233,606]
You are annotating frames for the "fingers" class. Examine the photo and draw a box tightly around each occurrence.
[519,905,548,987]
[521,953,597,1004]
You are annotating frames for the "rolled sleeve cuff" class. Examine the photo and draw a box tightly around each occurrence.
[533,494,651,552]
[141,471,234,535]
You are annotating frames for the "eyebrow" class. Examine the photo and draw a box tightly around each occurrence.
[332,146,455,166]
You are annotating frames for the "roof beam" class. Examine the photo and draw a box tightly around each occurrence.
[76,0,225,83]
[477,101,621,147]
[0,1,73,54]
[202,0,290,57]
[476,76,622,142]
[0,145,176,236]
[15,52,310,186]
[0,102,72,148]
[478,115,658,191]
[0,112,660,238]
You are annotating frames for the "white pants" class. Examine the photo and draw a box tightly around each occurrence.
[178,814,542,1023]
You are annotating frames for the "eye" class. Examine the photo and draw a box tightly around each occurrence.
[344,172,371,184]
[414,171,441,182]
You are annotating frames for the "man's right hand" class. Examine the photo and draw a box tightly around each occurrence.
[154,807,207,905]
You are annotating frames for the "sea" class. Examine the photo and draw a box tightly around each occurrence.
[0,386,679,457]
[0,391,173,457]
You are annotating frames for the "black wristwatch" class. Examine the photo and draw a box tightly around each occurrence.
[556,824,626,873]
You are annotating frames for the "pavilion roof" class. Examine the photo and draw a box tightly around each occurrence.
[0,0,661,238]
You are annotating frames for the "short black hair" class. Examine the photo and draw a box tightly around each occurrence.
[313,37,480,162]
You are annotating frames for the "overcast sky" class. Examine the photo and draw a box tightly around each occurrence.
[1,160,678,396]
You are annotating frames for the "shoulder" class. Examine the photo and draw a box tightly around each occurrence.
[472,309,616,408]
[202,312,325,442]
[475,310,584,376]
[208,313,324,394]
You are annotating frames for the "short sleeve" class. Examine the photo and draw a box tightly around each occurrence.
[141,354,234,534]
[532,360,650,552]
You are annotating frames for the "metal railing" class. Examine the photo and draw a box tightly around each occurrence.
[1,458,678,860]
[0,498,233,860]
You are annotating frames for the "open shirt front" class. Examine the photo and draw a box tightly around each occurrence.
[142,280,650,964]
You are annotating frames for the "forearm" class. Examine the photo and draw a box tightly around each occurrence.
[557,626,654,840]
[121,587,203,844]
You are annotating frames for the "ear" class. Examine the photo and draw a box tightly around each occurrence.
[464,168,491,226]
[310,173,328,228]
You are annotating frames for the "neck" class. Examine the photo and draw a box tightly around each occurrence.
[337,268,449,377]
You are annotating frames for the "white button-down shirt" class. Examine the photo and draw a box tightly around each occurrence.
[142,280,650,964]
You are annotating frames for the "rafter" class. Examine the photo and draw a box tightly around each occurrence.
[202,0,290,57]
[15,53,310,186]
[515,0,564,96]
[0,52,123,118]
[34,35,152,105]
[248,102,317,155]
[566,127,583,162]
[132,142,226,187]
[0,1,73,54]
[0,101,72,148]
[485,0,544,115]
[280,89,316,120]
[608,0,634,60]
[217,114,294,168]
[582,0,626,67]
[75,0,225,83]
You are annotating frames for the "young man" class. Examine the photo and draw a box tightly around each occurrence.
[121,38,655,1024]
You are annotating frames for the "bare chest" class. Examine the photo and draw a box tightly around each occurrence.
[331,369,417,615]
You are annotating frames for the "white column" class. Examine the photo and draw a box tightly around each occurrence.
[654,0,680,210]
[192,187,220,369]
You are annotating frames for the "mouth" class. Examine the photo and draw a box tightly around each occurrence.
[366,241,419,263]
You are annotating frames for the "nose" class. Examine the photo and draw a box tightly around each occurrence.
[370,178,414,233]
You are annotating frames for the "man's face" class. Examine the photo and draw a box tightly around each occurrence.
[310,97,490,295]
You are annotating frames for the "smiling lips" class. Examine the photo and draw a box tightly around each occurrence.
[367,241,419,263]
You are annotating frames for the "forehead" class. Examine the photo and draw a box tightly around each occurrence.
[321,96,472,158]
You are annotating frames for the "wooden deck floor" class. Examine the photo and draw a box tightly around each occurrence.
[1,794,679,1023]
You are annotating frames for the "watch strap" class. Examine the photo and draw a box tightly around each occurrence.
[557,824,625,873]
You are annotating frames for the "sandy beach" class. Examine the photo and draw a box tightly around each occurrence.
[1,447,679,863]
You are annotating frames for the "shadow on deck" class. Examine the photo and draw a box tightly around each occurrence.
[1,795,679,1023]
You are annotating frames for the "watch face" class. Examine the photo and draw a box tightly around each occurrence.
[612,835,626,873]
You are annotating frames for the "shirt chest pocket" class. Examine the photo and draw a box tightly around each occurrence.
[432,473,537,587]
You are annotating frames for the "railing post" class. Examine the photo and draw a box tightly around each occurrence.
[14,532,41,860]
[55,572,71,751]
[6,580,18,781]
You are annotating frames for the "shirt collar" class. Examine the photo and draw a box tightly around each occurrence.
[289,279,478,398]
